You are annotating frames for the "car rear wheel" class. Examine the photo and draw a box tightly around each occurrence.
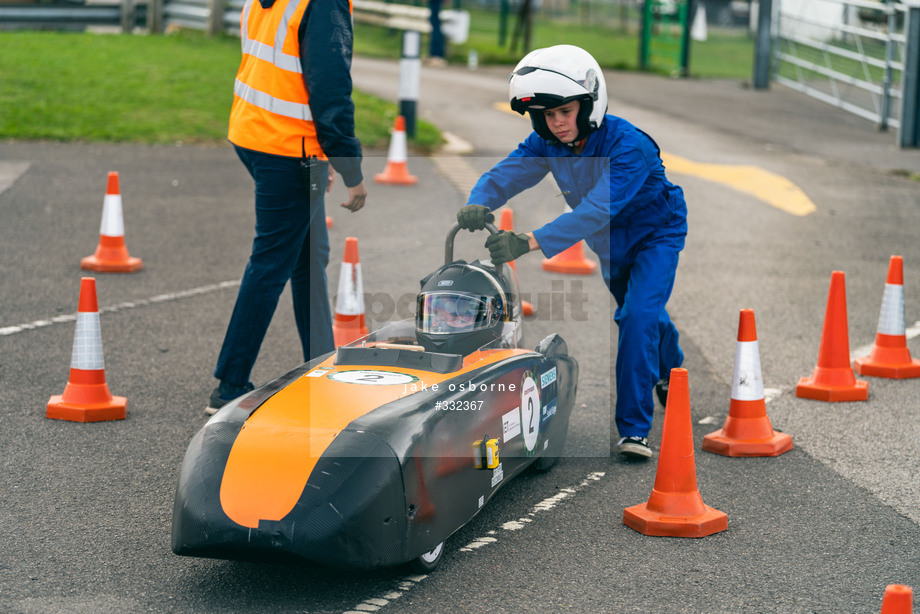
[410,541,444,573]
[534,421,569,472]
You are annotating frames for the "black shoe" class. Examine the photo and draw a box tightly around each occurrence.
[205,381,254,415]
[655,378,669,407]
[617,436,652,459]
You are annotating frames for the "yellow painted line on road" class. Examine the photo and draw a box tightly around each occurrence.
[493,101,520,116]
[491,101,817,216]
[661,153,816,216]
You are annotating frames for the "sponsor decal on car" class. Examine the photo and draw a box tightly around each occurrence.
[490,462,504,488]
[502,407,522,441]
[540,366,557,388]
[541,399,557,424]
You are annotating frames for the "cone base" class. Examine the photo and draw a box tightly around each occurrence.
[623,502,727,538]
[47,395,127,422]
[81,255,143,273]
[853,356,920,379]
[795,376,868,401]
[541,258,596,275]
[702,429,793,457]
[374,167,418,185]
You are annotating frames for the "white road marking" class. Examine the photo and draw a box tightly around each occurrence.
[0,280,241,336]
[0,161,29,196]
[341,471,605,614]
[851,320,920,361]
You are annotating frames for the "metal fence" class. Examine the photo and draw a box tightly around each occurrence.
[770,0,908,133]
[0,0,242,34]
[0,1,147,31]
[156,0,244,35]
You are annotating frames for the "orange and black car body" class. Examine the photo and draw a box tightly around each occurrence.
[172,255,578,570]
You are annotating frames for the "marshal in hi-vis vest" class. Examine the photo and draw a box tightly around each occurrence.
[229,0,347,158]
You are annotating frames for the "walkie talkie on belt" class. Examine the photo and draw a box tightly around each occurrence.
[300,138,323,201]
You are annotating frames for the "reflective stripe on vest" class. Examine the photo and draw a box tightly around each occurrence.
[229,0,325,157]
[240,0,303,75]
[233,79,312,121]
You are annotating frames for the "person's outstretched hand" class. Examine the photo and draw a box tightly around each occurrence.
[456,204,494,231]
[341,181,367,212]
[485,231,531,264]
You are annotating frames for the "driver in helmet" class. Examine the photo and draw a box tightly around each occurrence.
[455,45,688,461]
[415,261,510,357]
[425,294,483,333]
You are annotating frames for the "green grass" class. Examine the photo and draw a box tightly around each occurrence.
[355,8,754,79]
[0,16,753,147]
[0,30,442,150]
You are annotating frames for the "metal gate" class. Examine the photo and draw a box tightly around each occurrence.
[772,0,907,131]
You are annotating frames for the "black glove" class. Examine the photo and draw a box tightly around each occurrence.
[456,204,495,231]
[485,231,531,264]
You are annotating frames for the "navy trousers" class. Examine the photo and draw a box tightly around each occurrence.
[214,145,334,388]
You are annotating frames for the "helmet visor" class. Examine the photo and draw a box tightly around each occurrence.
[417,293,496,334]
[510,92,570,114]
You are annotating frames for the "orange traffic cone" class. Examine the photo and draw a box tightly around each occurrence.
[881,585,913,614]
[541,204,596,275]
[623,368,728,538]
[332,237,369,346]
[326,216,334,229]
[796,271,869,401]
[854,256,920,378]
[702,309,793,457]
[498,208,534,317]
[81,172,143,273]
[47,277,127,422]
[375,116,418,185]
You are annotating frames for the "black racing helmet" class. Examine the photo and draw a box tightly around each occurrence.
[416,261,512,356]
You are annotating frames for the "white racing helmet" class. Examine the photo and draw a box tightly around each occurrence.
[509,44,608,145]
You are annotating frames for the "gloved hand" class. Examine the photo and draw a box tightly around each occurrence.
[485,231,531,264]
[456,204,495,231]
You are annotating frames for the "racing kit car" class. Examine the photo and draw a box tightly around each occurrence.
[171,223,579,571]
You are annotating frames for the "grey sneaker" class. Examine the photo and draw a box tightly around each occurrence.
[205,381,254,415]
[617,436,652,459]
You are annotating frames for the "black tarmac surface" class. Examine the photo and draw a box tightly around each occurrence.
[2,57,919,613]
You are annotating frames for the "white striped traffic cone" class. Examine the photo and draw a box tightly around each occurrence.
[702,308,792,457]
[47,277,127,422]
[854,255,920,378]
[81,171,143,273]
[374,116,418,185]
[332,237,369,347]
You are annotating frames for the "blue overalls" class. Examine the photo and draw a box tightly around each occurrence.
[467,114,688,438]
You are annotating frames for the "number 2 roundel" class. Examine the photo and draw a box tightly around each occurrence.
[520,372,541,452]
[328,370,418,385]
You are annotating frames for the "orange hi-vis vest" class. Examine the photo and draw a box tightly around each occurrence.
[229,0,340,158]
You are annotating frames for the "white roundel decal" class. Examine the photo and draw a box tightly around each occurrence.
[520,373,540,452]
[328,370,418,385]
